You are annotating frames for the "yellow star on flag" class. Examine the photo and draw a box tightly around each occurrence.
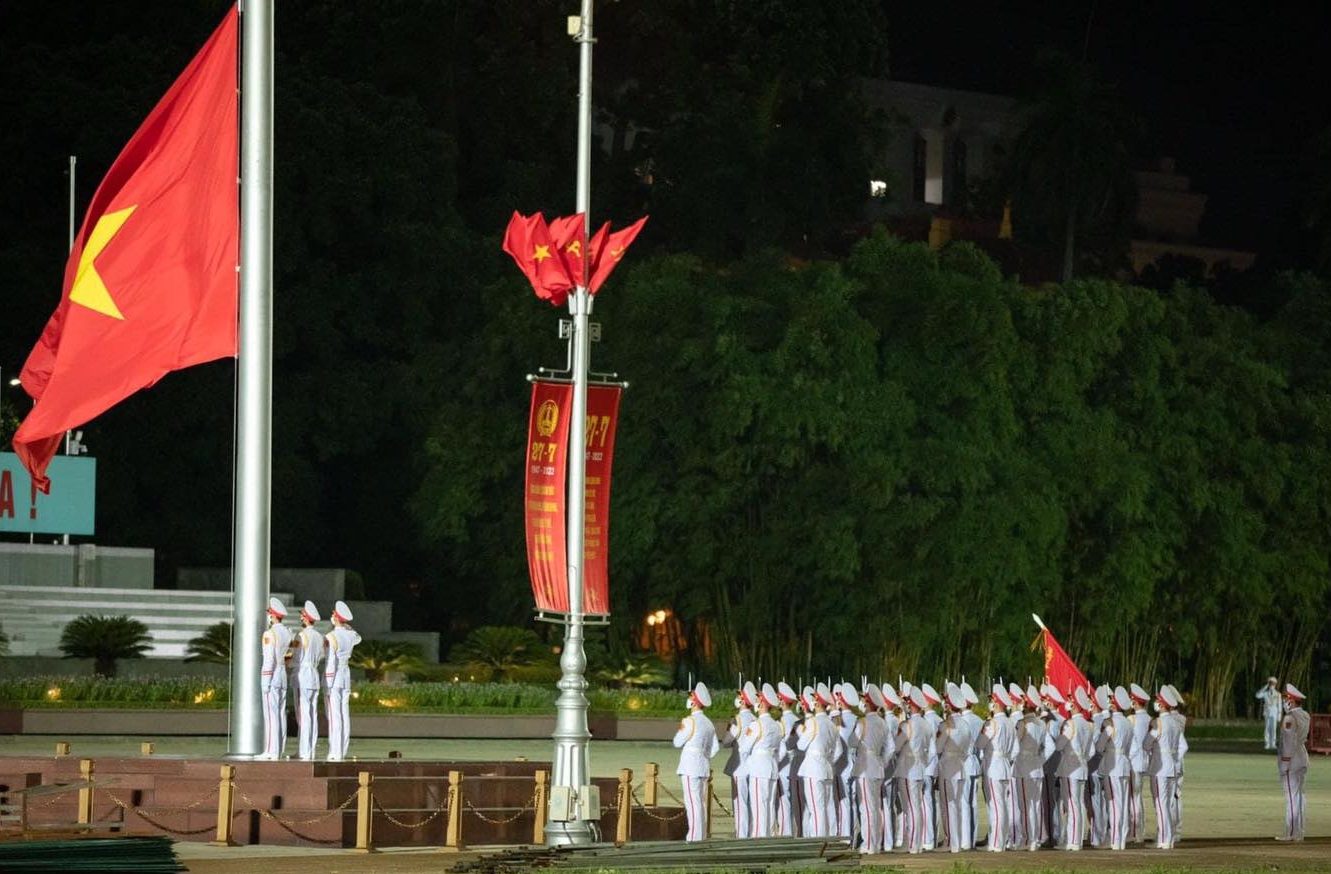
[69,205,136,320]
[532,244,552,262]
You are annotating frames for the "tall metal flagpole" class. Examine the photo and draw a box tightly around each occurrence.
[546,0,595,847]
[228,0,274,758]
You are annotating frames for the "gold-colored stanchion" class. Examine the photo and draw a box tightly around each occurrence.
[140,742,155,756]
[532,770,548,845]
[77,760,94,824]
[354,771,374,852]
[211,765,236,846]
[615,768,632,844]
[704,774,713,839]
[54,742,71,757]
[644,762,659,806]
[443,770,464,851]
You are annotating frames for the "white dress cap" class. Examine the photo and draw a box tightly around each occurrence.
[1094,685,1111,710]
[777,681,797,704]
[815,682,833,706]
[1285,683,1305,700]
[694,682,712,708]
[1129,683,1150,703]
[1009,682,1026,706]
[841,685,861,709]
[332,600,353,622]
[908,686,927,710]
[1026,684,1042,706]
[1074,687,1093,713]
[865,683,886,710]
[742,680,758,708]
[960,682,979,706]
[921,683,941,706]
[946,686,967,710]
[761,682,779,709]
[991,684,1011,709]
[1113,686,1132,710]
[267,597,287,618]
[302,600,320,622]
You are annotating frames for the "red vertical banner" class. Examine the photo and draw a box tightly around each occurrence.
[524,381,572,613]
[581,385,622,616]
[1042,627,1092,696]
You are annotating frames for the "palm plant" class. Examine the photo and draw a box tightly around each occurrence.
[1006,52,1139,282]
[185,622,232,664]
[350,640,424,682]
[449,626,547,682]
[59,615,152,677]
[0,623,10,656]
[594,653,672,688]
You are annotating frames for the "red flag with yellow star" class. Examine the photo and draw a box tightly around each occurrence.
[503,212,575,307]
[13,9,239,492]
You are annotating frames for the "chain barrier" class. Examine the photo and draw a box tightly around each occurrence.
[26,791,73,810]
[657,782,687,807]
[371,797,446,831]
[630,788,686,822]
[104,788,219,837]
[710,787,733,817]
[235,789,359,826]
[462,793,535,826]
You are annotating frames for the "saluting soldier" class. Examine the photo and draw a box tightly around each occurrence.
[1014,684,1049,851]
[293,600,325,761]
[1058,688,1095,850]
[776,681,801,836]
[673,682,720,842]
[797,683,838,837]
[1276,683,1310,842]
[259,597,293,760]
[1145,685,1185,849]
[938,684,978,853]
[1257,677,1282,751]
[1126,683,1152,844]
[324,600,361,762]
[854,684,889,855]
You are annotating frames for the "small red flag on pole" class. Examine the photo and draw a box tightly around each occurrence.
[1033,613,1092,696]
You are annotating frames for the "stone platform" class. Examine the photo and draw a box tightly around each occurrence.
[0,756,685,847]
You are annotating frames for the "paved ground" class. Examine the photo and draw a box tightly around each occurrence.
[3,735,1326,871]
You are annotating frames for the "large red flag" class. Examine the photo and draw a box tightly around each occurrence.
[1035,615,1092,696]
[13,9,240,492]
[502,212,575,307]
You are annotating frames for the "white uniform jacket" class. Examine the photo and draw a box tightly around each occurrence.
[674,710,721,777]
[796,712,837,780]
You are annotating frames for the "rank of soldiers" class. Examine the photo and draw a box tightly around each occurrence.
[259,596,362,761]
[674,676,1214,852]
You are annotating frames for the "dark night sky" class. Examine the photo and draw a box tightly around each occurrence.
[889,2,1331,256]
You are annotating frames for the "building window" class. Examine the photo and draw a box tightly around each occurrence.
[951,138,968,207]
[912,134,927,202]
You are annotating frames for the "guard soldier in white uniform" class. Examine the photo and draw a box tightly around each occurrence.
[1146,685,1185,849]
[797,683,838,837]
[919,683,943,850]
[938,684,977,853]
[776,681,801,836]
[1276,683,1310,842]
[324,600,361,761]
[1126,683,1152,844]
[899,686,932,854]
[259,597,293,760]
[1015,684,1049,851]
[1058,688,1095,850]
[958,682,984,849]
[854,684,889,854]
[742,684,783,837]
[878,683,903,851]
[1100,687,1134,850]
[293,600,325,760]
[673,682,720,842]
[833,683,861,841]
[1257,677,1282,751]
[983,685,1016,852]
[723,681,758,838]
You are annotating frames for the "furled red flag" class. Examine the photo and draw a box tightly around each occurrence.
[502,212,575,306]
[1033,614,1092,696]
[587,216,647,294]
[13,9,240,492]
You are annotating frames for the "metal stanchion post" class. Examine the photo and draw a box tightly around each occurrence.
[211,765,236,846]
[354,771,374,852]
[705,774,713,839]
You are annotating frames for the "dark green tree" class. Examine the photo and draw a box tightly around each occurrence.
[185,622,231,664]
[59,615,152,677]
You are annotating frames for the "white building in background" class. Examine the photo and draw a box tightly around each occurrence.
[862,80,1021,214]
[1129,157,1255,277]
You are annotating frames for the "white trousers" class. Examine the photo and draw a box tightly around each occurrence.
[802,777,833,837]
[900,777,925,853]
[778,773,796,836]
[326,686,351,760]
[261,683,287,758]
[985,776,1010,851]
[296,686,319,760]
[748,775,775,837]
[856,777,883,854]
[1106,774,1129,849]
[879,778,896,850]
[1265,713,1280,749]
[681,776,708,841]
[733,775,751,838]
[1282,768,1306,840]
[921,776,936,849]
[1063,777,1085,849]
[938,774,969,851]
[1018,777,1044,849]
[1089,774,1107,846]
[1151,775,1177,848]
[1128,770,1145,842]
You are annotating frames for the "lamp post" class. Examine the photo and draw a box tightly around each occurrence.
[546,0,596,848]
